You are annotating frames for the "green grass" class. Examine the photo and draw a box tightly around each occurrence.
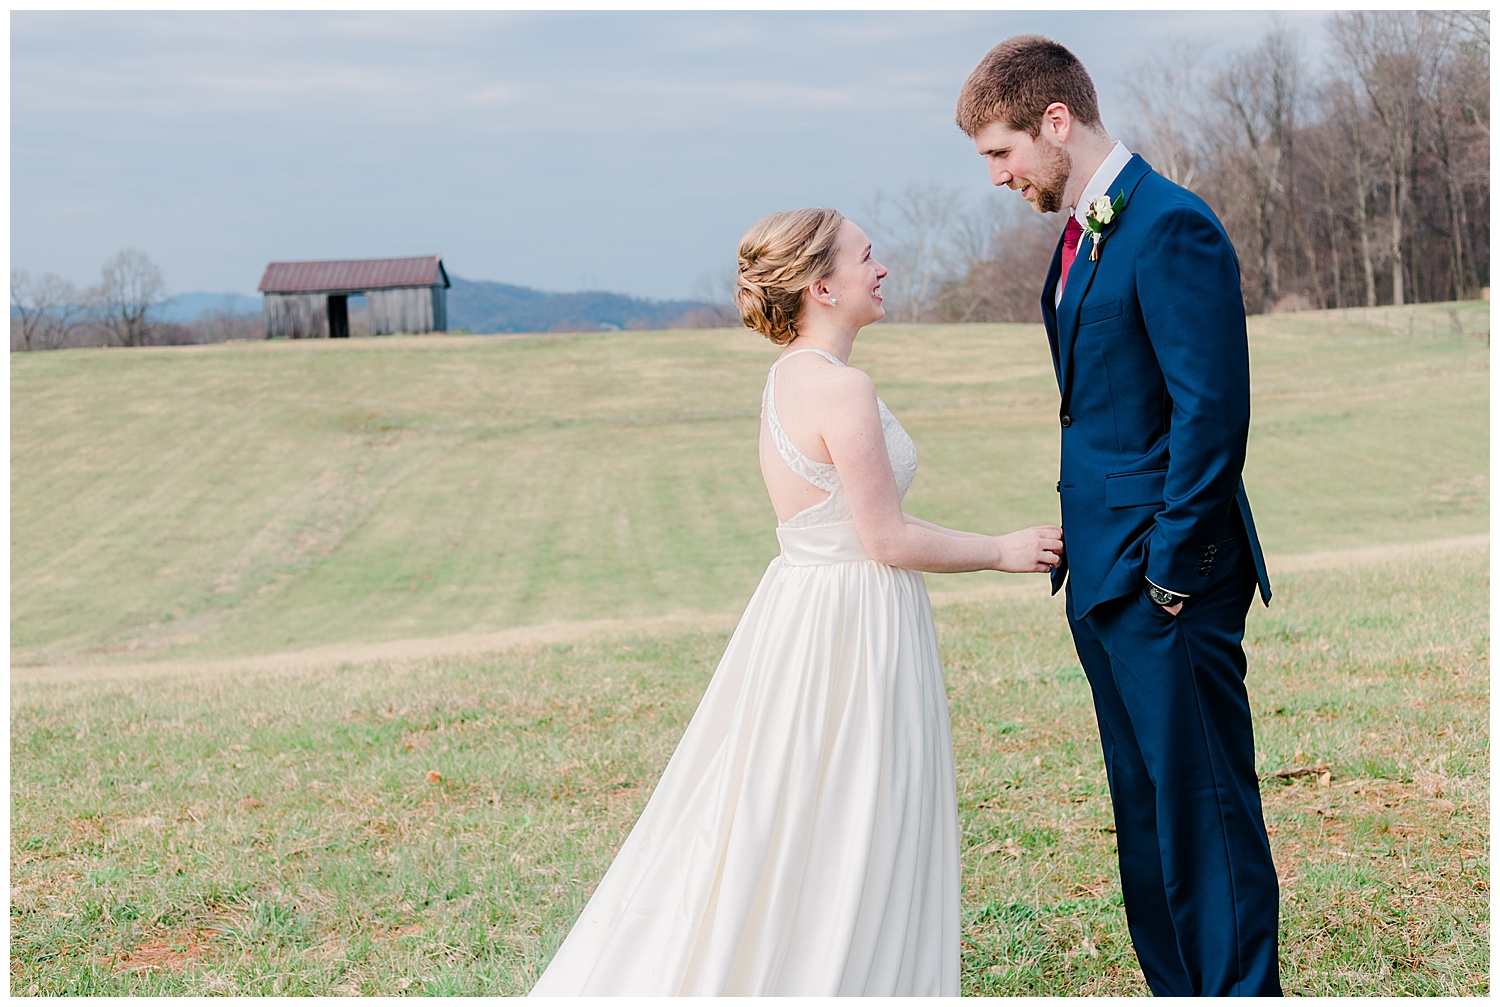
[11,302,1488,666]
[10,548,1487,995]
[11,306,1488,993]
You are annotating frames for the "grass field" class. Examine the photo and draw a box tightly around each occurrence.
[11,301,1489,668]
[10,304,1490,994]
[10,546,1487,995]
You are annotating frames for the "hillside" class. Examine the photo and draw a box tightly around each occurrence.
[151,278,715,334]
[9,303,1489,667]
[156,292,263,322]
[445,275,710,333]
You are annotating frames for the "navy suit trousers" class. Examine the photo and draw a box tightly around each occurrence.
[1066,522,1282,996]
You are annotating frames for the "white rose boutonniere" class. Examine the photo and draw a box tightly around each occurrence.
[1082,191,1126,261]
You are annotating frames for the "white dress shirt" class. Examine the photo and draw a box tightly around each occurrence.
[1056,140,1133,308]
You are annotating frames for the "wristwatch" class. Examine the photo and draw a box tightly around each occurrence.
[1145,581,1190,608]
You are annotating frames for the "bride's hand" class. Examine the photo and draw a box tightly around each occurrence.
[993,526,1064,573]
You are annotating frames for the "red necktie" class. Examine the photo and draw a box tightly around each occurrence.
[1059,215,1083,299]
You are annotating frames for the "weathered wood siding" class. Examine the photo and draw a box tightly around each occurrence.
[367,286,446,335]
[263,293,330,339]
[263,285,446,338]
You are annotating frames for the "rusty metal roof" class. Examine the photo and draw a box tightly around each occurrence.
[258,255,449,293]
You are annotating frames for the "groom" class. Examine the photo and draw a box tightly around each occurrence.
[956,36,1281,996]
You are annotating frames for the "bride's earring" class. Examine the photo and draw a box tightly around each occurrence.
[830,296,838,307]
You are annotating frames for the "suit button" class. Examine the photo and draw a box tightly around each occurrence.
[1060,414,1073,428]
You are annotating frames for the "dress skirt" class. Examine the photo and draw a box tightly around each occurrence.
[530,520,960,996]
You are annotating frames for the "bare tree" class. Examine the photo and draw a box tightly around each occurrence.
[945,190,1011,273]
[865,183,967,322]
[1424,13,1488,299]
[933,214,1057,325]
[1211,21,1305,310]
[1304,129,1345,307]
[931,195,1040,324]
[11,269,87,351]
[1331,11,1441,306]
[679,266,740,328]
[189,296,263,343]
[1162,14,1486,311]
[1124,41,1207,188]
[1435,9,1490,137]
[96,248,166,346]
[1320,76,1384,307]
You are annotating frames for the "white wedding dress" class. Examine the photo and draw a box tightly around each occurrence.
[530,348,960,996]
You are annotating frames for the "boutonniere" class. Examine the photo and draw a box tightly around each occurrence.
[1082,191,1126,261]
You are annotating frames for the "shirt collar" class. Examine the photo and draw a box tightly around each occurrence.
[1071,141,1132,222]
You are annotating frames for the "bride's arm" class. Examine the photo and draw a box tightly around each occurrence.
[904,515,990,540]
[819,368,1061,575]
[905,514,1063,567]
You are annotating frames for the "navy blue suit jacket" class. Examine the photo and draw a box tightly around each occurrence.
[1043,154,1272,618]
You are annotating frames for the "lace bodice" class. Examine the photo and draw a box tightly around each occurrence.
[762,348,919,529]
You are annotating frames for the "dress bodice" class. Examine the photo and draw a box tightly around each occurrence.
[762,348,918,530]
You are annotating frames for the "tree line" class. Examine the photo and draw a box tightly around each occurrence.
[15,13,1487,348]
[873,11,1490,324]
[11,249,261,352]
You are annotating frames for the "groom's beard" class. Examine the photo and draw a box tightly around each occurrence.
[1026,143,1072,215]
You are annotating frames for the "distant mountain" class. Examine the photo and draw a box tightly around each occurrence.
[157,292,262,322]
[446,275,712,334]
[146,279,719,333]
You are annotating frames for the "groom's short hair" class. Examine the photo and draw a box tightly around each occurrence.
[956,34,1102,138]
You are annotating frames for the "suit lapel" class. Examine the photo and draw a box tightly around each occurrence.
[1041,233,1064,390]
[1055,239,1098,400]
[1056,154,1154,405]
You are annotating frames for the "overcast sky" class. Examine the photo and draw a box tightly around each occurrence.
[12,10,1336,301]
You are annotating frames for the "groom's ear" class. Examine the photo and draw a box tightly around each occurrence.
[1042,101,1072,145]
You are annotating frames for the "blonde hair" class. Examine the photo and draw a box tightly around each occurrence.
[734,208,845,345]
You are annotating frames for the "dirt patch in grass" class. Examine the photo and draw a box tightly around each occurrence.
[98,933,215,974]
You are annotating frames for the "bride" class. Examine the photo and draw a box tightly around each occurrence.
[530,208,1063,996]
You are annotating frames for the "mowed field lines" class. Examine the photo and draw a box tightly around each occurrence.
[10,302,1490,668]
[10,304,1490,995]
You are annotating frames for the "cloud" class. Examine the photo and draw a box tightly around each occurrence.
[12,10,1335,300]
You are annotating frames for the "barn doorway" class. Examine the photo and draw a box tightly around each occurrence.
[327,295,350,339]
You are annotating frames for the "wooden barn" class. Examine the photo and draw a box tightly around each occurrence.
[258,255,450,339]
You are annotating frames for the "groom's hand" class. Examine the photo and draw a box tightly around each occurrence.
[1145,580,1188,616]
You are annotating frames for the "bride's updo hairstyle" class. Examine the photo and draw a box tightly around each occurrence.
[735,208,845,345]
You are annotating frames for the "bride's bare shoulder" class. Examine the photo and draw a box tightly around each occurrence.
[815,367,882,433]
[826,363,877,400]
[780,355,874,397]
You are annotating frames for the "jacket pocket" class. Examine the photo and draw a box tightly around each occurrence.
[1105,467,1167,508]
[1080,298,1123,326]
